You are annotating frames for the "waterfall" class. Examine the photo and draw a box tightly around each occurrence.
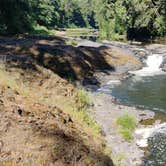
[129,54,165,76]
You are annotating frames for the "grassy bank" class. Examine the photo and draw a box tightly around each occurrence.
[0,44,113,165]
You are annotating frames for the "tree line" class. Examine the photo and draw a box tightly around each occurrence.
[0,0,165,40]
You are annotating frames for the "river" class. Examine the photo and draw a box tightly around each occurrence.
[111,75,166,114]
[111,51,166,165]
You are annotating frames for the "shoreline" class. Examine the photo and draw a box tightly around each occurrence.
[90,85,155,166]
[78,40,166,165]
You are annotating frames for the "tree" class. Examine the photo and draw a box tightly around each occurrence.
[0,0,33,34]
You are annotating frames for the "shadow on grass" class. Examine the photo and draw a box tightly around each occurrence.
[0,35,115,89]
[30,107,114,165]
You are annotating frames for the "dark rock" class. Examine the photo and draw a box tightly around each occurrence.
[17,108,23,116]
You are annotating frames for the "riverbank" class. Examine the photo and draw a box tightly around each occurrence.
[91,93,155,166]
[0,35,115,165]
[0,34,165,165]
[82,40,166,166]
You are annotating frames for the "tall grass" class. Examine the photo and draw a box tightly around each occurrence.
[77,89,100,135]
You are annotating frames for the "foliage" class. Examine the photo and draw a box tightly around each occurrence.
[31,24,56,35]
[0,0,34,34]
[116,114,136,141]
[112,153,127,166]
[77,89,91,109]
[0,0,166,38]
[76,89,100,134]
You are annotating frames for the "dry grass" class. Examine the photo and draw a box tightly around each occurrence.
[0,35,116,165]
[0,68,30,97]
[0,66,109,165]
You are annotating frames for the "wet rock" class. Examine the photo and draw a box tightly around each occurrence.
[160,57,166,71]
[144,132,166,166]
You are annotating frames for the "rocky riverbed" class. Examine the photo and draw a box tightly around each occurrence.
[77,39,166,166]
[91,93,155,166]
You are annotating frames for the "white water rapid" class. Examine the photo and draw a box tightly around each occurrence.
[135,123,166,148]
[129,54,165,76]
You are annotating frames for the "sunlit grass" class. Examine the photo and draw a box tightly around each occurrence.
[31,24,57,36]
[65,39,78,46]
[116,114,136,141]
[112,153,127,166]
[0,68,30,97]
[77,89,91,109]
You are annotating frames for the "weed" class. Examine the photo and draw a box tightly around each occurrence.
[118,129,132,141]
[77,89,91,109]
[65,40,78,46]
[116,114,136,141]
[112,153,127,166]
[77,109,100,135]
[30,25,56,36]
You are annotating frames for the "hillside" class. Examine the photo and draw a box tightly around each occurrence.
[0,35,142,165]
[0,35,114,166]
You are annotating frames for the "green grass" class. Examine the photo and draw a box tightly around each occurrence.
[116,114,136,141]
[65,39,78,46]
[30,25,56,36]
[118,129,133,141]
[77,89,91,109]
[112,153,127,166]
[76,89,100,134]
[76,108,101,135]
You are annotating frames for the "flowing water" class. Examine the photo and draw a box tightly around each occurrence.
[111,75,166,114]
[112,53,166,113]
[129,54,165,76]
[110,53,166,165]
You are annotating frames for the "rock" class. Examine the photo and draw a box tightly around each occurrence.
[17,108,23,116]
[135,123,166,148]
[160,56,166,71]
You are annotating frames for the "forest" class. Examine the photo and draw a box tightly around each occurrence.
[0,0,166,40]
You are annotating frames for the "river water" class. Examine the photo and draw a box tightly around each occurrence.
[111,75,166,114]
[112,53,166,114]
